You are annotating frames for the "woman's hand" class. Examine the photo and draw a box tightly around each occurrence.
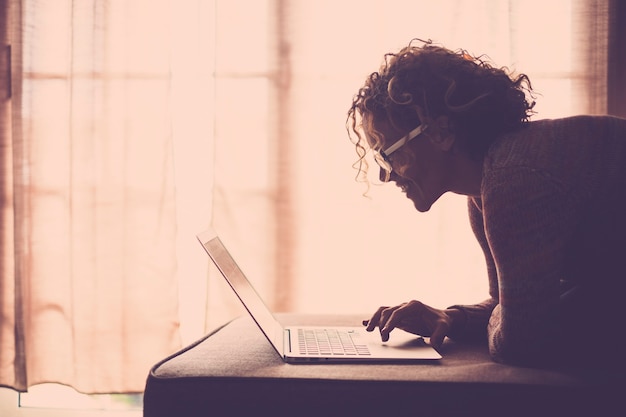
[363,300,464,350]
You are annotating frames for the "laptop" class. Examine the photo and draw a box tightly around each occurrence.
[197,229,442,363]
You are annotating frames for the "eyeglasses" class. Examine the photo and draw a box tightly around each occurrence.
[371,124,428,182]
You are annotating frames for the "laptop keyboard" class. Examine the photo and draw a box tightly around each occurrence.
[297,328,371,356]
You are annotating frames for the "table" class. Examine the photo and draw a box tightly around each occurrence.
[143,314,619,417]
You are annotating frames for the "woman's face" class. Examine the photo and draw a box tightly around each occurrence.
[366,116,454,213]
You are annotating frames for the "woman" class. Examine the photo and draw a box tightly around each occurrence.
[347,39,626,369]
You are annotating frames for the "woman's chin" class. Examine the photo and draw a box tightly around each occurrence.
[406,190,432,212]
[412,199,432,212]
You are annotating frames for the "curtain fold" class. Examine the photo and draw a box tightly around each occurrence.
[574,0,609,115]
[0,0,26,392]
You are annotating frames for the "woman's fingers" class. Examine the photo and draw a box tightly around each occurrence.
[364,306,389,332]
[428,319,449,350]
[364,300,453,345]
[382,301,429,340]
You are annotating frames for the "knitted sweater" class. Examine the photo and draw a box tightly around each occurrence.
[450,115,626,366]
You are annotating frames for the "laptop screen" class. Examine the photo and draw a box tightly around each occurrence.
[197,229,285,356]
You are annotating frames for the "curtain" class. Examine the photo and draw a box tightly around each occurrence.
[0,0,218,393]
[1,0,24,392]
[0,0,617,395]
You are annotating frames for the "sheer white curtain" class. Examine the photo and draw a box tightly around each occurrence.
[0,0,612,395]
[0,0,214,393]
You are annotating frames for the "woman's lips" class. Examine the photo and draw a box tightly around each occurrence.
[396,181,410,193]
[398,179,421,201]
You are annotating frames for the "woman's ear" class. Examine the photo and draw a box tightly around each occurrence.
[429,115,455,151]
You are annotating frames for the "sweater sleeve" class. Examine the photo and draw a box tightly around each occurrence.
[481,165,579,366]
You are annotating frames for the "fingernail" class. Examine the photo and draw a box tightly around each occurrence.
[381,329,389,342]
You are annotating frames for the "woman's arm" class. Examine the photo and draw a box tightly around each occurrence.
[482,165,579,365]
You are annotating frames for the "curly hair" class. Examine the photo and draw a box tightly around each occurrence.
[346,39,536,183]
